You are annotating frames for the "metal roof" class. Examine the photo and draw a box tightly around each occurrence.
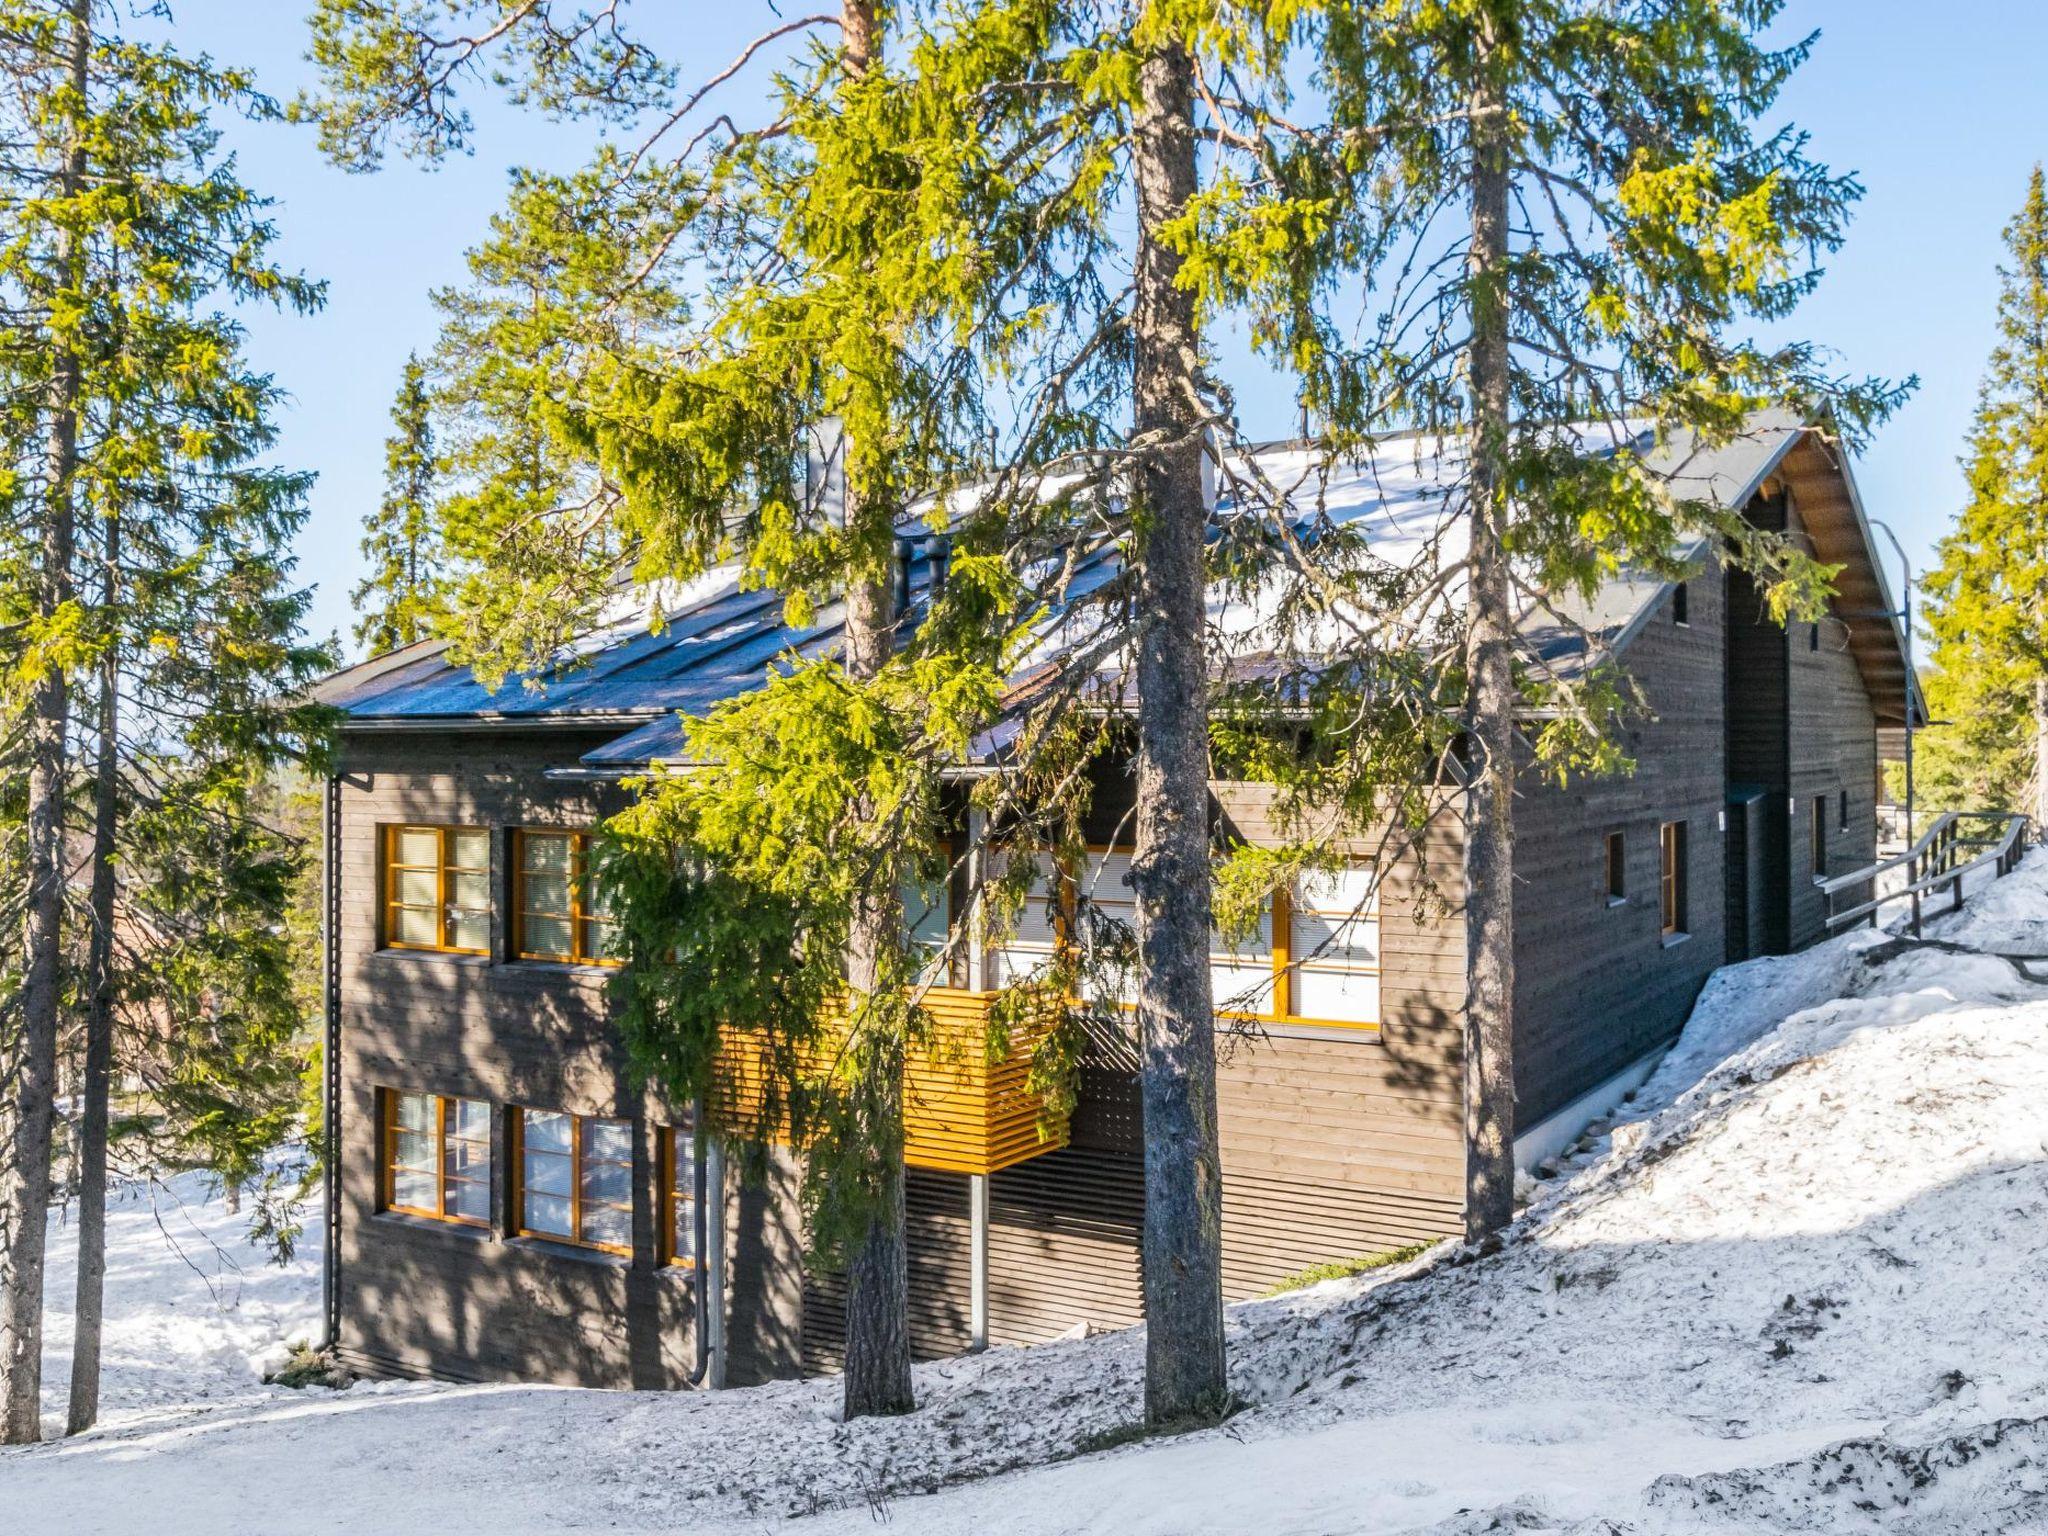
[316,411,1919,768]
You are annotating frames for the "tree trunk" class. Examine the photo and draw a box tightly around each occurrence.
[838,562,914,1421]
[1129,38,1227,1427]
[1,0,89,1446]
[67,512,119,1437]
[2034,675,2048,832]
[1460,41,1519,1244]
[833,0,914,1424]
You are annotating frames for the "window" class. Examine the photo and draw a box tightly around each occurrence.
[1839,790,1849,831]
[902,852,953,987]
[990,850,1380,1028]
[1284,869,1381,1026]
[1812,796,1828,878]
[383,1091,492,1225]
[1672,582,1689,626]
[384,825,491,953]
[989,850,1067,989]
[516,1109,633,1254]
[1659,821,1688,937]
[660,1126,698,1269]
[1809,623,1820,653]
[1604,831,1627,904]
[513,830,619,965]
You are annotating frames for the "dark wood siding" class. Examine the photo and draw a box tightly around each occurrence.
[1785,496,1881,948]
[1509,569,1729,1134]
[1719,486,1883,955]
[332,728,806,1390]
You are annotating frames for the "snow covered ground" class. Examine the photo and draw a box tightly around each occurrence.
[8,853,2048,1534]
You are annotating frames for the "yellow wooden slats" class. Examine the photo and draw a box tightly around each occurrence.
[710,986,1072,1176]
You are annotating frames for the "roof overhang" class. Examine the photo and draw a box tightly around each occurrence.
[1773,430,1926,730]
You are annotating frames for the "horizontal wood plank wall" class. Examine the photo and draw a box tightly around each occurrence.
[1510,570,1729,1134]
[969,775,1469,1338]
[333,728,806,1390]
[800,1169,977,1375]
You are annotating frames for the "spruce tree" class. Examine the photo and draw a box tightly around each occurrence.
[1924,165,2048,826]
[1297,0,1905,1238]
[0,0,93,1444]
[301,0,981,1419]
[352,353,448,653]
[0,0,328,1439]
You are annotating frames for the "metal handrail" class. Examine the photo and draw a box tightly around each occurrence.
[1823,809,2033,937]
[1818,810,1963,900]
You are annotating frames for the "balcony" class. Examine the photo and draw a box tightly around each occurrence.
[711,985,1072,1177]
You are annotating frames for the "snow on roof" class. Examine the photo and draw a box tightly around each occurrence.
[318,412,1828,765]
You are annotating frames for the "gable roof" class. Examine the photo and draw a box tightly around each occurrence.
[316,412,1922,768]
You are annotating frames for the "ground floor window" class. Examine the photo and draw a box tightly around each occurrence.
[516,1109,634,1255]
[1812,796,1829,878]
[383,1091,492,1225]
[660,1126,698,1269]
[1605,830,1627,904]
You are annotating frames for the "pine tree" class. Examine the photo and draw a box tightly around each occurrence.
[1122,24,1226,1427]
[1924,166,2048,826]
[352,354,448,653]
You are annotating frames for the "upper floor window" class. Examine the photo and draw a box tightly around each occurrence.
[1605,830,1627,905]
[1672,582,1689,626]
[903,851,955,987]
[993,850,1380,1029]
[1283,868,1381,1027]
[1659,821,1688,937]
[513,829,620,965]
[384,825,490,954]
[517,1108,633,1255]
[383,1090,492,1226]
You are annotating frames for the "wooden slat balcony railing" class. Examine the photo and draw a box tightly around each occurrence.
[711,986,1072,1177]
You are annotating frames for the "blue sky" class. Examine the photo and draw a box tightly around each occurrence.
[169,1,2048,657]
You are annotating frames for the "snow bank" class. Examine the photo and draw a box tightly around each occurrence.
[6,852,2048,1536]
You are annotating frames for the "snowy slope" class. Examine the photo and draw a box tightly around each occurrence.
[7,853,2048,1535]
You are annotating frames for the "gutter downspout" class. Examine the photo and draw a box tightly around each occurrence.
[676,1113,726,1390]
[704,1132,727,1389]
[320,773,342,1352]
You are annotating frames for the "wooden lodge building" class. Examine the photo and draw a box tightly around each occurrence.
[312,414,1921,1390]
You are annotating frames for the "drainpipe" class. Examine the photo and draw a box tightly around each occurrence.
[1865,516,1916,843]
[704,1134,727,1389]
[320,773,342,1352]
[969,1173,990,1351]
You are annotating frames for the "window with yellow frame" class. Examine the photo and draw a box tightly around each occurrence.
[383,824,491,953]
[515,1108,633,1254]
[991,849,1381,1029]
[659,1126,698,1269]
[512,829,620,965]
[383,1090,492,1225]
